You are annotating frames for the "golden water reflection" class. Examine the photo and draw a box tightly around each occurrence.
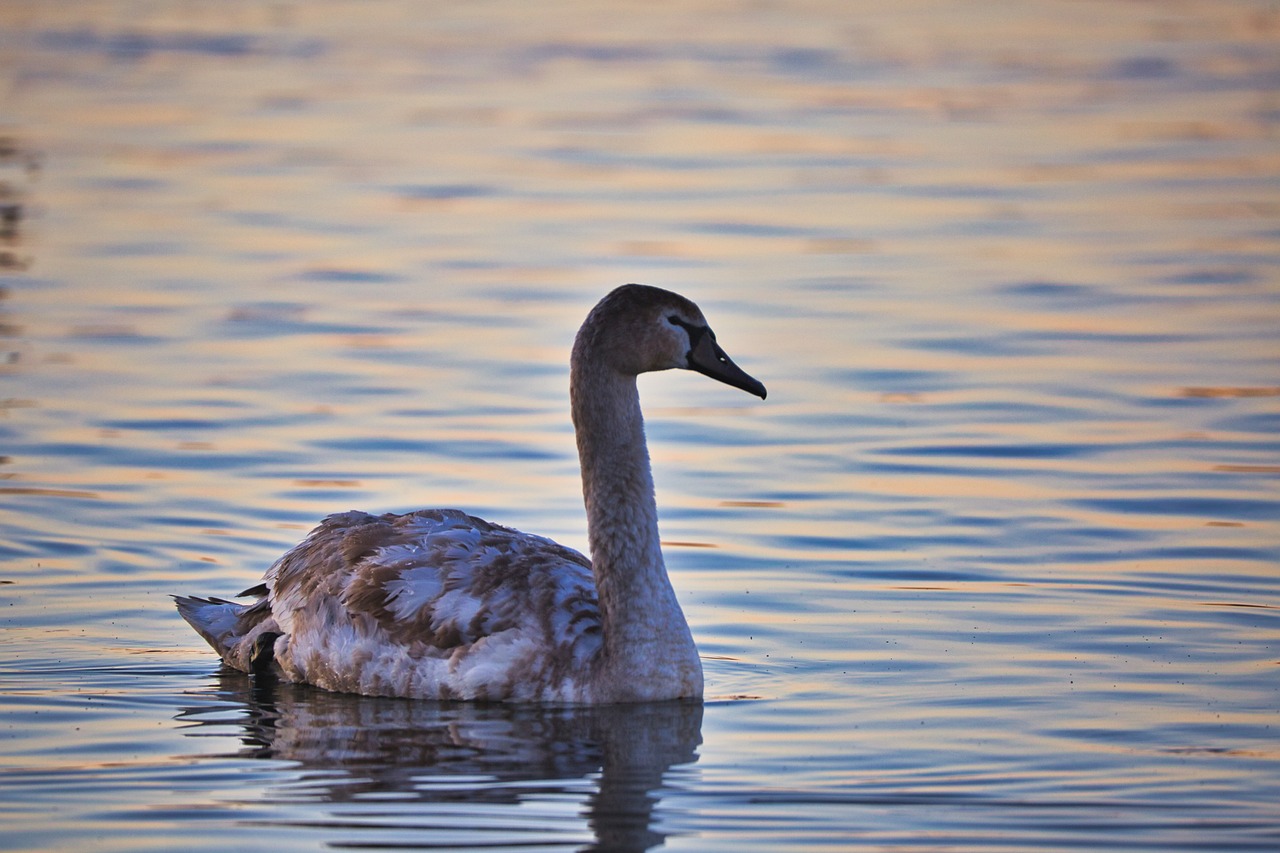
[1,0,1278,850]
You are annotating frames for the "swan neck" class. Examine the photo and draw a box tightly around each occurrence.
[571,366,663,597]
[570,354,701,699]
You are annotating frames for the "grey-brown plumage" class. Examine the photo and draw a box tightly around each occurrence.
[176,284,765,703]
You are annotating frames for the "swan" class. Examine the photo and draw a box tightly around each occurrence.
[175,284,766,703]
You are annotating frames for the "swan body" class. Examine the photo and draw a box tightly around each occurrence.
[176,284,766,703]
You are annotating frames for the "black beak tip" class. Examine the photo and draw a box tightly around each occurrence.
[687,333,767,401]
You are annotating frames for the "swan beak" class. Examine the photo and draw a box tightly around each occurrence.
[688,331,767,399]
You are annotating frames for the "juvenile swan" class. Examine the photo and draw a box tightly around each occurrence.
[176,284,766,703]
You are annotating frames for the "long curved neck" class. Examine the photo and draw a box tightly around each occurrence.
[571,366,661,584]
[570,355,700,699]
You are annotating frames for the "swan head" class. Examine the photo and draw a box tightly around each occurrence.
[577,284,767,399]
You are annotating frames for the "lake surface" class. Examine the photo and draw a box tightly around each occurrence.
[1,1,1278,850]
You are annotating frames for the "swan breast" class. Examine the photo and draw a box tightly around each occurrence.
[261,509,604,701]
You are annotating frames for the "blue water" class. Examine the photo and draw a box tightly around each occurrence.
[1,1,1278,850]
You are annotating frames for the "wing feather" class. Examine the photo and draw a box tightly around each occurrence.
[238,508,602,699]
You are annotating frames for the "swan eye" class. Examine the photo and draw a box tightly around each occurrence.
[667,315,707,350]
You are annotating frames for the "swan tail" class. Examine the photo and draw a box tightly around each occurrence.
[174,594,272,671]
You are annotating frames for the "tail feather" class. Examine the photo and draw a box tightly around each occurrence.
[173,595,250,664]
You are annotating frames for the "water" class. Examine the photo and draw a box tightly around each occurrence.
[1,1,1277,850]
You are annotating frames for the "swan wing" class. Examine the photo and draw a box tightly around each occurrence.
[257,509,602,700]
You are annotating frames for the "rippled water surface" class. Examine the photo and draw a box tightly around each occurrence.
[2,1,1278,850]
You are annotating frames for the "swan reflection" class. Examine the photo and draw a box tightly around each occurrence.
[178,669,702,851]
